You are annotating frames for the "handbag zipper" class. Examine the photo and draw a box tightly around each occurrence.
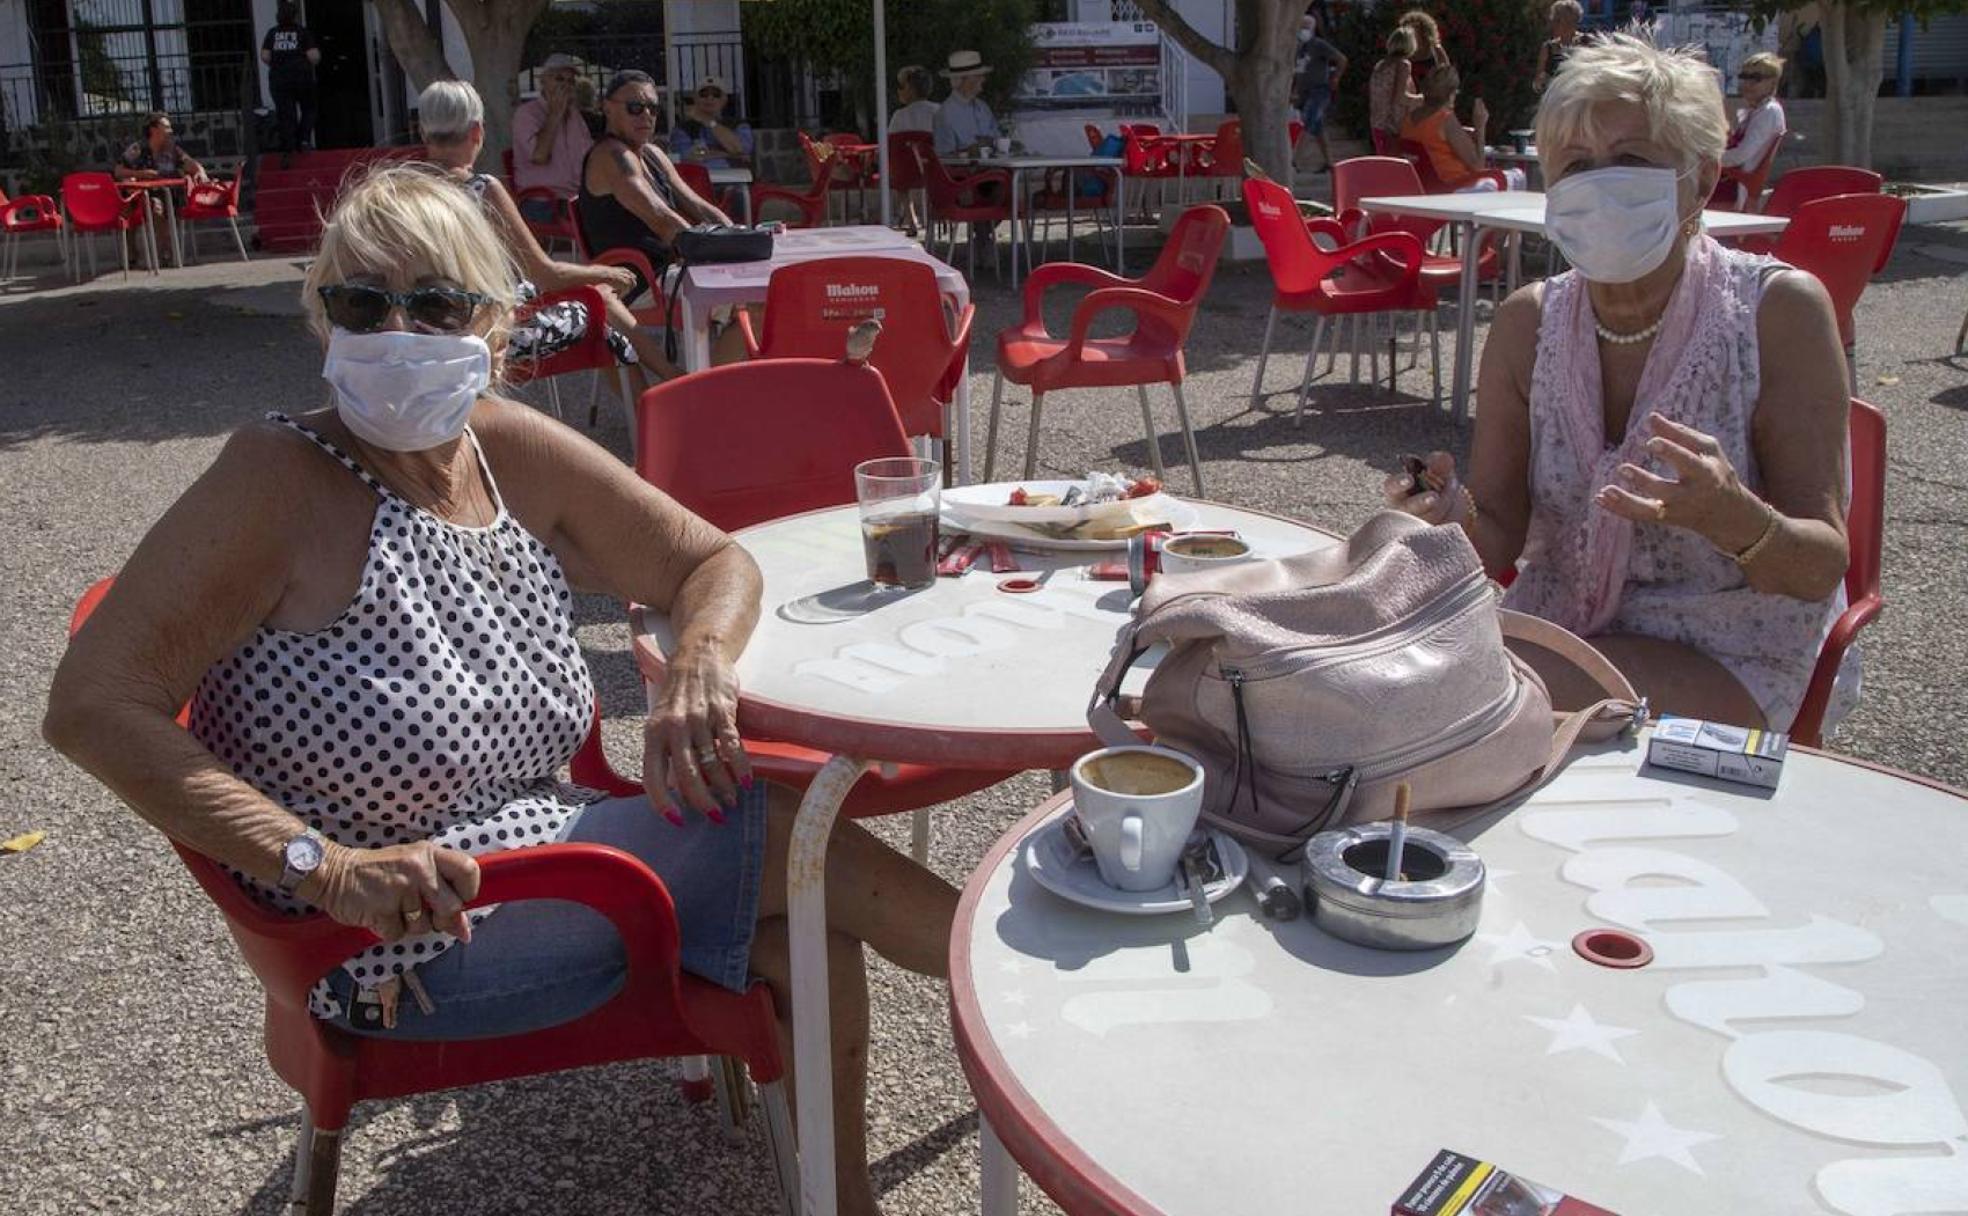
[1207,572,1494,684]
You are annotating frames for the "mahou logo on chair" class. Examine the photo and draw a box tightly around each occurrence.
[1393,1149,1617,1216]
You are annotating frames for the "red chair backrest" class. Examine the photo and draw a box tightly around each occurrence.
[1244,177,1343,294]
[1397,137,1454,193]
[1208,119,1244,174]
[1135,204,1230,345]
[746,257,959,438]
[675,159,714,199]
[887,131,932,192]
[1844,397,1884,607]
[1714,130,1785,211]
[1762,166,1882,218]
[1332,155,1423,214]
[634,358,912,532]
[1773,192,1906,346]
[61,172,128,226]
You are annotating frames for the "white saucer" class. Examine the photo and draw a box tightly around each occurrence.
[943,501,1200,552]
[1019,811,1249,915]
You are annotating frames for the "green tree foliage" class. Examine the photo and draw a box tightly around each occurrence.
[741,0,1038,134]
[1329,0,1546,144]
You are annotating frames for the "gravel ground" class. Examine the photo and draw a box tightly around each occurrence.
[2,221,1965,1216]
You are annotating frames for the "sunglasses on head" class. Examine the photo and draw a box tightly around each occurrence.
[318,284,487,334]
[615,98,659,116]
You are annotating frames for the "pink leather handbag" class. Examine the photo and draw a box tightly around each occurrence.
[1088,512,1642,861]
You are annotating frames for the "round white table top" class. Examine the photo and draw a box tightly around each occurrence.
[1355,190,1548,221]
[953,739,1968,1216]
[632,501,1338,769]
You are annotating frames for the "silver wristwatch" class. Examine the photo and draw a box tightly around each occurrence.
[278,828,327,895]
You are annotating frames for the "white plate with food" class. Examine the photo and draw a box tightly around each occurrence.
[942,476,1170,526]
[941,501,1200,551]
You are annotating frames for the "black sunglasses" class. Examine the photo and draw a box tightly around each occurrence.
[318,284,488,334]
[1737,71,1772,81]
[697,89,725,99]
[614,98,659,116]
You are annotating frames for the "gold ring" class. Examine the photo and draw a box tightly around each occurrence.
[1652,500,1668,522]
[403,907,424,922]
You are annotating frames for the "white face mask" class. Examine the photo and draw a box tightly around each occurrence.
[1544,165,1696,284]
[323,328,492,452]
[1299,26,1314,42]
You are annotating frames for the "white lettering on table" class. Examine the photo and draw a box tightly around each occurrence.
[792,583,1123,695]
[1056,936,1272,1036]
[1518,799,1968,1215]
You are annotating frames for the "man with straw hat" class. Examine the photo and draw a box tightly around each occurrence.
[932,49,998,157]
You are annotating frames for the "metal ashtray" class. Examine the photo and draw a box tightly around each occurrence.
[1301,823,1485,951]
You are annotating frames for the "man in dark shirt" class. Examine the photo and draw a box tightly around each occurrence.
[260,0,320,161]
[1293,10,1347,174]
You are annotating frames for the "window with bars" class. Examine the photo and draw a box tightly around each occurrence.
[21,0,255,120]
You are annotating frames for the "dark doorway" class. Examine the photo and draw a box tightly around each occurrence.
[308,0,373,148]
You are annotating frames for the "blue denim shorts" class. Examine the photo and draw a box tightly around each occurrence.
[325,785,769,1041]
[1299,87,1332,135]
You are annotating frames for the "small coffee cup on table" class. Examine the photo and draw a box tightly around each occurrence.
[1068,745,1206,892]
[1156,532,1254,577]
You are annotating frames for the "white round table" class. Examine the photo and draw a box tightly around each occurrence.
[633,499,1340,1216]
[953,738,1968,1215]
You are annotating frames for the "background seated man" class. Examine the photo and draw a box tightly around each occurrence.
[112,111,207,264]
[667,75,753,171]
[511,52,595,224]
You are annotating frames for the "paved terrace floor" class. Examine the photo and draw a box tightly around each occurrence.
[3,221,1966,1214]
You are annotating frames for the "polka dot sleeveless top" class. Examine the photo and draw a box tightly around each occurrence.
[189,415,599,1019]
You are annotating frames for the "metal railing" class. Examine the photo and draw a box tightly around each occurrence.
[1159,32,1190,129]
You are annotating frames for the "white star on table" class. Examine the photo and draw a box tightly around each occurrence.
[1526,1003,1639,1063]
[1001,989,1028,1007]
[1003,1021,1034,1040]
[996,959,1026,975]
[1485,867,1517,883]
[1476,921,1564,971]
[1592,1101,1721,1175]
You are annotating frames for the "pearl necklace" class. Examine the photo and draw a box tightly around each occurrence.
[1594,315,1664,345]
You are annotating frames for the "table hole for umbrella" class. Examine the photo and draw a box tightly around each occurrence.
[1573,928,1654,969]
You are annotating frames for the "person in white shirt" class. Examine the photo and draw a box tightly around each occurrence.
[933,50,997,156]
[890,65,940,134]
[1722,51,1786,171]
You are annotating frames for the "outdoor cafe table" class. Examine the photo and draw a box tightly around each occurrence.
[117,176,188,274]
[948,153,1129,290]
[631,500,1340,1216]
[1357,192,1790,425]
[670,225,978,479]
[953,738,1968,1215]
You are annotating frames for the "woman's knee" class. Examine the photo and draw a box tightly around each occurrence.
[1592,633,1767,728]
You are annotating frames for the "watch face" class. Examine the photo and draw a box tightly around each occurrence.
[287,834,325,873]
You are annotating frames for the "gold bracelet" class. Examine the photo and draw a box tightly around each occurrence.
[1454,482,1480,526]
[1732,501,1781,569]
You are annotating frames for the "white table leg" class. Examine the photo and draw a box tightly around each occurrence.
[1065,167,1077,262]
[680,286,711,373]
[954,282,975,485]
[790,753,876,1216]
[980,1114,1020,1216]
[1009,166,1023,290]
[1451,218,1480,425]
[1114,173,1126,273]
[162,188,179,269]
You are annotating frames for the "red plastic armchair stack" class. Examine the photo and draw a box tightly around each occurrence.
[0,184,63,279]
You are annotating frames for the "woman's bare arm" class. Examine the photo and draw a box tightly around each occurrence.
[478,176,628,295]
[593,142,692,241]
[1463,284,1541,572]
[643,145,733,226]
[1742,269,1850,599]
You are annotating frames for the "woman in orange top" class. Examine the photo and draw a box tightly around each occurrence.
[1399,67,1526,192]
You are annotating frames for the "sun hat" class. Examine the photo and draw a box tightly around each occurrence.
[941,50,992,79]
[695,74,731,95]
[539,53,582,72]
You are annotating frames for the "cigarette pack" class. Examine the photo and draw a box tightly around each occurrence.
[1646,715,1788,789]
[1393,1149,1617,1216]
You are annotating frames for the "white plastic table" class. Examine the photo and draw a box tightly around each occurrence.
[1357,193,1790,424]
[953,154,1128,289]
[632,500,1340,1216]
[672,226,978,479]
[953,739,1968,1216]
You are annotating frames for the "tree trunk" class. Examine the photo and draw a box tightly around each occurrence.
[372,0,549,161]
[1131,0,1311,188]
[1817,2,1887,167]
[1227,52,1297,188]
[371,0,455,92]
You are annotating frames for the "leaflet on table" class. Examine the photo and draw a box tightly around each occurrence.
[1392,1148,1617,1216]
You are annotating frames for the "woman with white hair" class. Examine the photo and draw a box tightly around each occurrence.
[416,79,673,381]
[46,162,956,1216]
[1385,34,1855,732]
[1535,0,1586,92]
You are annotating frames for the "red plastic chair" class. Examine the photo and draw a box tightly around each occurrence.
[1771,193,1907,386]
[1736,166,1882,256]
[1243,176,1435,419]
[568,198,668,326]
[750,156,832,230]
[1398,137,1508,195]
[65,578,795,1216]
[504,284,638,433]
[733,256,973,447]
[503,147,578,253]
[1792,398,1885,747]
[1709,125,1785,212]
[673,159,743,221]
[177,176,249,263]
[911,143,1012,280]
[633,356,1014,828]
[60,171,142,281]
[985,205,1230,494]
[0,185,64,279]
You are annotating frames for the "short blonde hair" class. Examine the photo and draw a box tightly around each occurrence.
[1741,50,1786,78]
[1535,31,1728,173]
[302,162,516,347]
[418,79,482,143]
[1550,0,1584,21]
[1385,27,1417,58]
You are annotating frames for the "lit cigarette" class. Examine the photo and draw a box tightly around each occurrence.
[1384,783,1412,883]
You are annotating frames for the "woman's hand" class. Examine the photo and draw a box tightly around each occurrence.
[301,840,481,943]
[1595,415,1772,553]
[596,265,637,296]
[1382,450,1463,524]
[643,643,753,823]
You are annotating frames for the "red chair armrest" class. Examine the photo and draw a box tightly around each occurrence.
[470,844,680,975]
[1064,286,1188,357]
[947,300,976,354]
[514,186,567,217]
[1305,215,1353,250]
[1790,593,1882,747]
[1020,261,1134,328]
[187,181,230,209]
[735,307,765,358]
[1337,229,1427,283]
[591,247,668,318]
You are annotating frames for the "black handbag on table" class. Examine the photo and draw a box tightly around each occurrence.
[664,224,775,362]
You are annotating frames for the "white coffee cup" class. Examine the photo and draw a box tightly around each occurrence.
[1157,532,1254,577]
[1069,745,1205,892]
